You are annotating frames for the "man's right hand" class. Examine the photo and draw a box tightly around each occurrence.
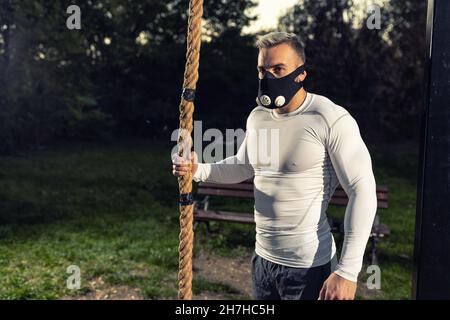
[172,151,198,177]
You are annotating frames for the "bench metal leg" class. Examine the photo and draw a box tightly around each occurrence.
[205,221,211,237]
[193,221,211,238]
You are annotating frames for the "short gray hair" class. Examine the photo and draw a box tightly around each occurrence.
[255,32,306,63]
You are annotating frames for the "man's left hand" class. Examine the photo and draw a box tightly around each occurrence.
[318,272,357,300]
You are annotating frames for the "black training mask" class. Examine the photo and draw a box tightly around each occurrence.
[257,65,305,109]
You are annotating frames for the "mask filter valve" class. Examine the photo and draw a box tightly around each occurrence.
[275,96,286,107]
[260,95,271,106]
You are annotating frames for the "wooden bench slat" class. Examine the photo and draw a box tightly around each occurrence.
[195,210,254,224]
[198,188,254,198]
[198,182,254,191]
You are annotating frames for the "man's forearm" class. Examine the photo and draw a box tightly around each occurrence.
[193,157,254,184]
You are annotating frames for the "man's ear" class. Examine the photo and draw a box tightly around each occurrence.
[295,70,307,82]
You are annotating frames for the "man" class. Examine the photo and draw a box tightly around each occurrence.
[173,32,377,300]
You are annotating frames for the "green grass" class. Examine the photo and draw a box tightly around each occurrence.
[368,143,418,299]
[0,141,183,299]
[0,140,418,299]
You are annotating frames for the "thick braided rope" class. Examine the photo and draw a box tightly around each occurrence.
[177,0,203,300]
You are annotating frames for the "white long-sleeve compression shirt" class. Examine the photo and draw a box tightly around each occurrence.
[193,92,377,282]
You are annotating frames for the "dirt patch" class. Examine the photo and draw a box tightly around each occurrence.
[193,250,382,300]
[193,249,253,300]
[62,250,382,300]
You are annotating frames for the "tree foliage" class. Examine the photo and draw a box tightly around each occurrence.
[0,0,426,153]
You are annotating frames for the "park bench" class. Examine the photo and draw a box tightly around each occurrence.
[193,179,390,265]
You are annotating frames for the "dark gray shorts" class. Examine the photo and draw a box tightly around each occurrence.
[251,252,332,300]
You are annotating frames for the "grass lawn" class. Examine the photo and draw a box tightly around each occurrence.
[0,140,418,299]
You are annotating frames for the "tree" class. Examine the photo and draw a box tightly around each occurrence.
[0,0,258,152]
[278,0,426,141]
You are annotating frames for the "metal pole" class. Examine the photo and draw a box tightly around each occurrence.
[412,0,450,300]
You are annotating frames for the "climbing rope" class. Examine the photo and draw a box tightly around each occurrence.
[177,0,203,300]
